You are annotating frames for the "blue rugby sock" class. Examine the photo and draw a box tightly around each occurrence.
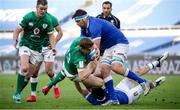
[104,76,117,101]
[126,70,146,84]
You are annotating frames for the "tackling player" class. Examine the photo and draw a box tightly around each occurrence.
[42,37,104,95]
[74,52,168,105]
[72,9,150,105]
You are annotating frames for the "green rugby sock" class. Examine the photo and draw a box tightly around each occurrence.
[48,71,65,87]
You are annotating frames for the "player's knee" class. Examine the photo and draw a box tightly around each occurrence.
[21,66,29,73]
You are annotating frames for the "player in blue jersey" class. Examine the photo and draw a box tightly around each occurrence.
[72,9,151,105]
[74,52,168,105]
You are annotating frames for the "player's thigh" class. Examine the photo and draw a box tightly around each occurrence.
[29,49,43,65]
[19,46,31,72]
[82,74,103,88]
[42,47,55,62]
[112,44,129,65]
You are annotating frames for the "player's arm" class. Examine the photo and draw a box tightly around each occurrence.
[74,82,89,97]
[78,61,97,81]
[78,61,103,88]
[13,25,23,48]
[49,33,56,55]
[54,25,63,44]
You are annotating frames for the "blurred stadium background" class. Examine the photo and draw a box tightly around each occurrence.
[0,0,180,75]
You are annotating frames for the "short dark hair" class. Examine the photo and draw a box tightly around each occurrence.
[72,9,87,19]
[102,1,112,7]
[91,87,105,100]
[79,37,93,49]
[37,0,48,6]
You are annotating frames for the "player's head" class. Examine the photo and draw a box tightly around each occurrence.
[72,9,88,29]
[79,37,94,56]
[91,87,105,100]
[102,1,112,17]
[36,0,48,18]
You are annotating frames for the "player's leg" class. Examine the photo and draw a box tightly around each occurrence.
[43,46,60,99]
[13,46,31,103]
[101,49,119,105]
[26,62,42,102]
[110,44,150,96]
[122,51,169,89]
[134,52,169,76]
[128,76,166,104]
[82,74,104,88]
[42,70,66,95]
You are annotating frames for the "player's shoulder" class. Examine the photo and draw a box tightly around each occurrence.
[23,11,35,18]
[46,13,58,19]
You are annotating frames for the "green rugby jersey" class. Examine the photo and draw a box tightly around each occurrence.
[19,11,53,52]
[42,13,59,47]
[63,37,88,76]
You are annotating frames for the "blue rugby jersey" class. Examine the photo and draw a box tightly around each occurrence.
[86,89,129,105]
[81,16,129,51]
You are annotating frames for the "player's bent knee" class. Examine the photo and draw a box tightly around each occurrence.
[21,66,29,73]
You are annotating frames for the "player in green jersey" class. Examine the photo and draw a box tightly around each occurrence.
[42,37,104,96]
[26,12,63,102]
[12,0,56,104]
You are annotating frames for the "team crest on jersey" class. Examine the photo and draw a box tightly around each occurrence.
[34,28,40,35]
[43,24,48,29]
[28,22,33,26]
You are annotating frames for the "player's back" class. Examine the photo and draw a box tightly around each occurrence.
[63,37,86,75]
[87,17,128,49]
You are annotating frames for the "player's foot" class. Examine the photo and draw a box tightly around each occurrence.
[156,52,169,67]
[155,76,166,86]
[13,93,21,104]
[101,100,119,106]
[150,76,166,89]
[140,81,150,96]
[42,86,51,95]
[53,87,60,99]
[26,95,36,102]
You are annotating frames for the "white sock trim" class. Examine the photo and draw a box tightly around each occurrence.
[147,63,153,69]
[19,71,25,76]
[30,77,38,83]
[104,75,113,83]
[31,91,36,96]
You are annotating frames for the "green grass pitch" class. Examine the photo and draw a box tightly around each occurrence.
[0,74,180,109]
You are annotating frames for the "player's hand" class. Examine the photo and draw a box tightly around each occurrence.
[94,48,100,61]
[52,48,57,56]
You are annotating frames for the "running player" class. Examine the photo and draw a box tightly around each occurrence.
[26,12,63,102]
[12,0,56,103]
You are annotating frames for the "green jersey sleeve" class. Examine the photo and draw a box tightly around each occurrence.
[19,12,31,29]
[47,13,59,27]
